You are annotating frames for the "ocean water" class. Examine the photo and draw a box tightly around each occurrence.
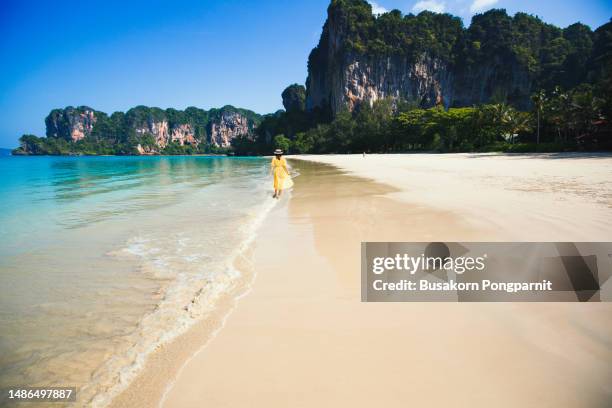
[0,155,275,406]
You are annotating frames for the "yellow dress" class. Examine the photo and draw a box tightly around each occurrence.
[271,157,293,190]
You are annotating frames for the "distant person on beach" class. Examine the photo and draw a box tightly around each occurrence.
[271,149,293,199]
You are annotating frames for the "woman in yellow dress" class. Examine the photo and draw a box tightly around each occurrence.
[271,149,293,199]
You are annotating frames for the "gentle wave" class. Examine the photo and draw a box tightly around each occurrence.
[0,156,276,407]
[86,196,278,408]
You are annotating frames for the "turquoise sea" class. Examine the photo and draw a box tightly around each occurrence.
[0,155,275,406]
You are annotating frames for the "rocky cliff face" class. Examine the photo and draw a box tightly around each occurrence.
[45,106,97,141]
[134,119,170,148]
[209,110,253,147]
[43,105,260,153]
[282,84,307,113]
[308,51,454,113]
[451,57,533,109]
[307,50,533,114]
[132,121,199,148]
[305,1,539,114]
[170,124,198,146]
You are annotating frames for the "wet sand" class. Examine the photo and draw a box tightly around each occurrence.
[293,153,612,241]
[147,158,612,408]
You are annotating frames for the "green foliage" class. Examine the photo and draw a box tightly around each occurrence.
[13,135,47,155]
[207,105,262,127]
[184,106,209,142]
[21,105,262,156]
[14,134,75,155]
[282,2,611,154]
[292,131,316,153]
[274,134,291,153]
[231,135,260,155]
[393,106,494,151]
[320,0,587,81]
[308,1,610,112]
[16,3,612,156]
[319,0,464,61]
[282,84,306,113]
[234,82,610,155]
[588,20,612,84]
[162,141,197,155]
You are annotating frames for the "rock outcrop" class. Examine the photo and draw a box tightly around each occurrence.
[134,119,171,148]
[42,105,261,153]
[209,110,253,147]
[45,106,98,141]
[131,120,198,148]
[305,0,577,115]
[308,52,453,114]
[170,124,198,146]
[282,84,307,113]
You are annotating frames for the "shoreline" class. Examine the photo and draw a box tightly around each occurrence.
[109,156,612,407]
[107,244,259,408]
[106,160,481,407]
[8,150,612,157]
[106,195,277,408]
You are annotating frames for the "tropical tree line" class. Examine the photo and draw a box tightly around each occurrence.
[234,2,611,155]
[14,134,233,156]
[233,81,611,155]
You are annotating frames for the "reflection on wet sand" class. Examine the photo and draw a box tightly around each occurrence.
[160,159,612,408]
[288,160,488,291]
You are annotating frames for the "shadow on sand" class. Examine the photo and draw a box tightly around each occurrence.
[463,152,612,160]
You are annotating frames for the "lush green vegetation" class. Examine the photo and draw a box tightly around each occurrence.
[233,3,612,155]
[234,81,611,155]
[311,1,605,92]
[14,105,260,156]
[315,0,463,60]
[13,1,611,156]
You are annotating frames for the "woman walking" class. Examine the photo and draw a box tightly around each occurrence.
[271,149,292,198]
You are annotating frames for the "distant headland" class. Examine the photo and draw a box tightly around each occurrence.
[13,105,262,156]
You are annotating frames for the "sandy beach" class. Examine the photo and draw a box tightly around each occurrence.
[296,153,612,241]
[111,154,612,408]
[6,0,612,405]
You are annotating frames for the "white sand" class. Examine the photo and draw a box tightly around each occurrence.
[293,153,612,241]
[112,154,612,408]
[154,157,612,408]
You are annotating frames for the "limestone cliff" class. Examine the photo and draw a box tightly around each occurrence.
[305,0,573,114]
[130,119,198,148]
[208,110,253,147]
[133,119,171,148]
[170,124,198,146]
[308,51,454,113]
[45,106,98,142]
[42,105,261,154]
[282,84,307,113]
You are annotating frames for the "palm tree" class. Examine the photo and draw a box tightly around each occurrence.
[548,87,573,143]
[531,90,547,144]
[507,111,533,143]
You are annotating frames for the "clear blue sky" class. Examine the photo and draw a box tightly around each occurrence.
[1,0,611,148]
